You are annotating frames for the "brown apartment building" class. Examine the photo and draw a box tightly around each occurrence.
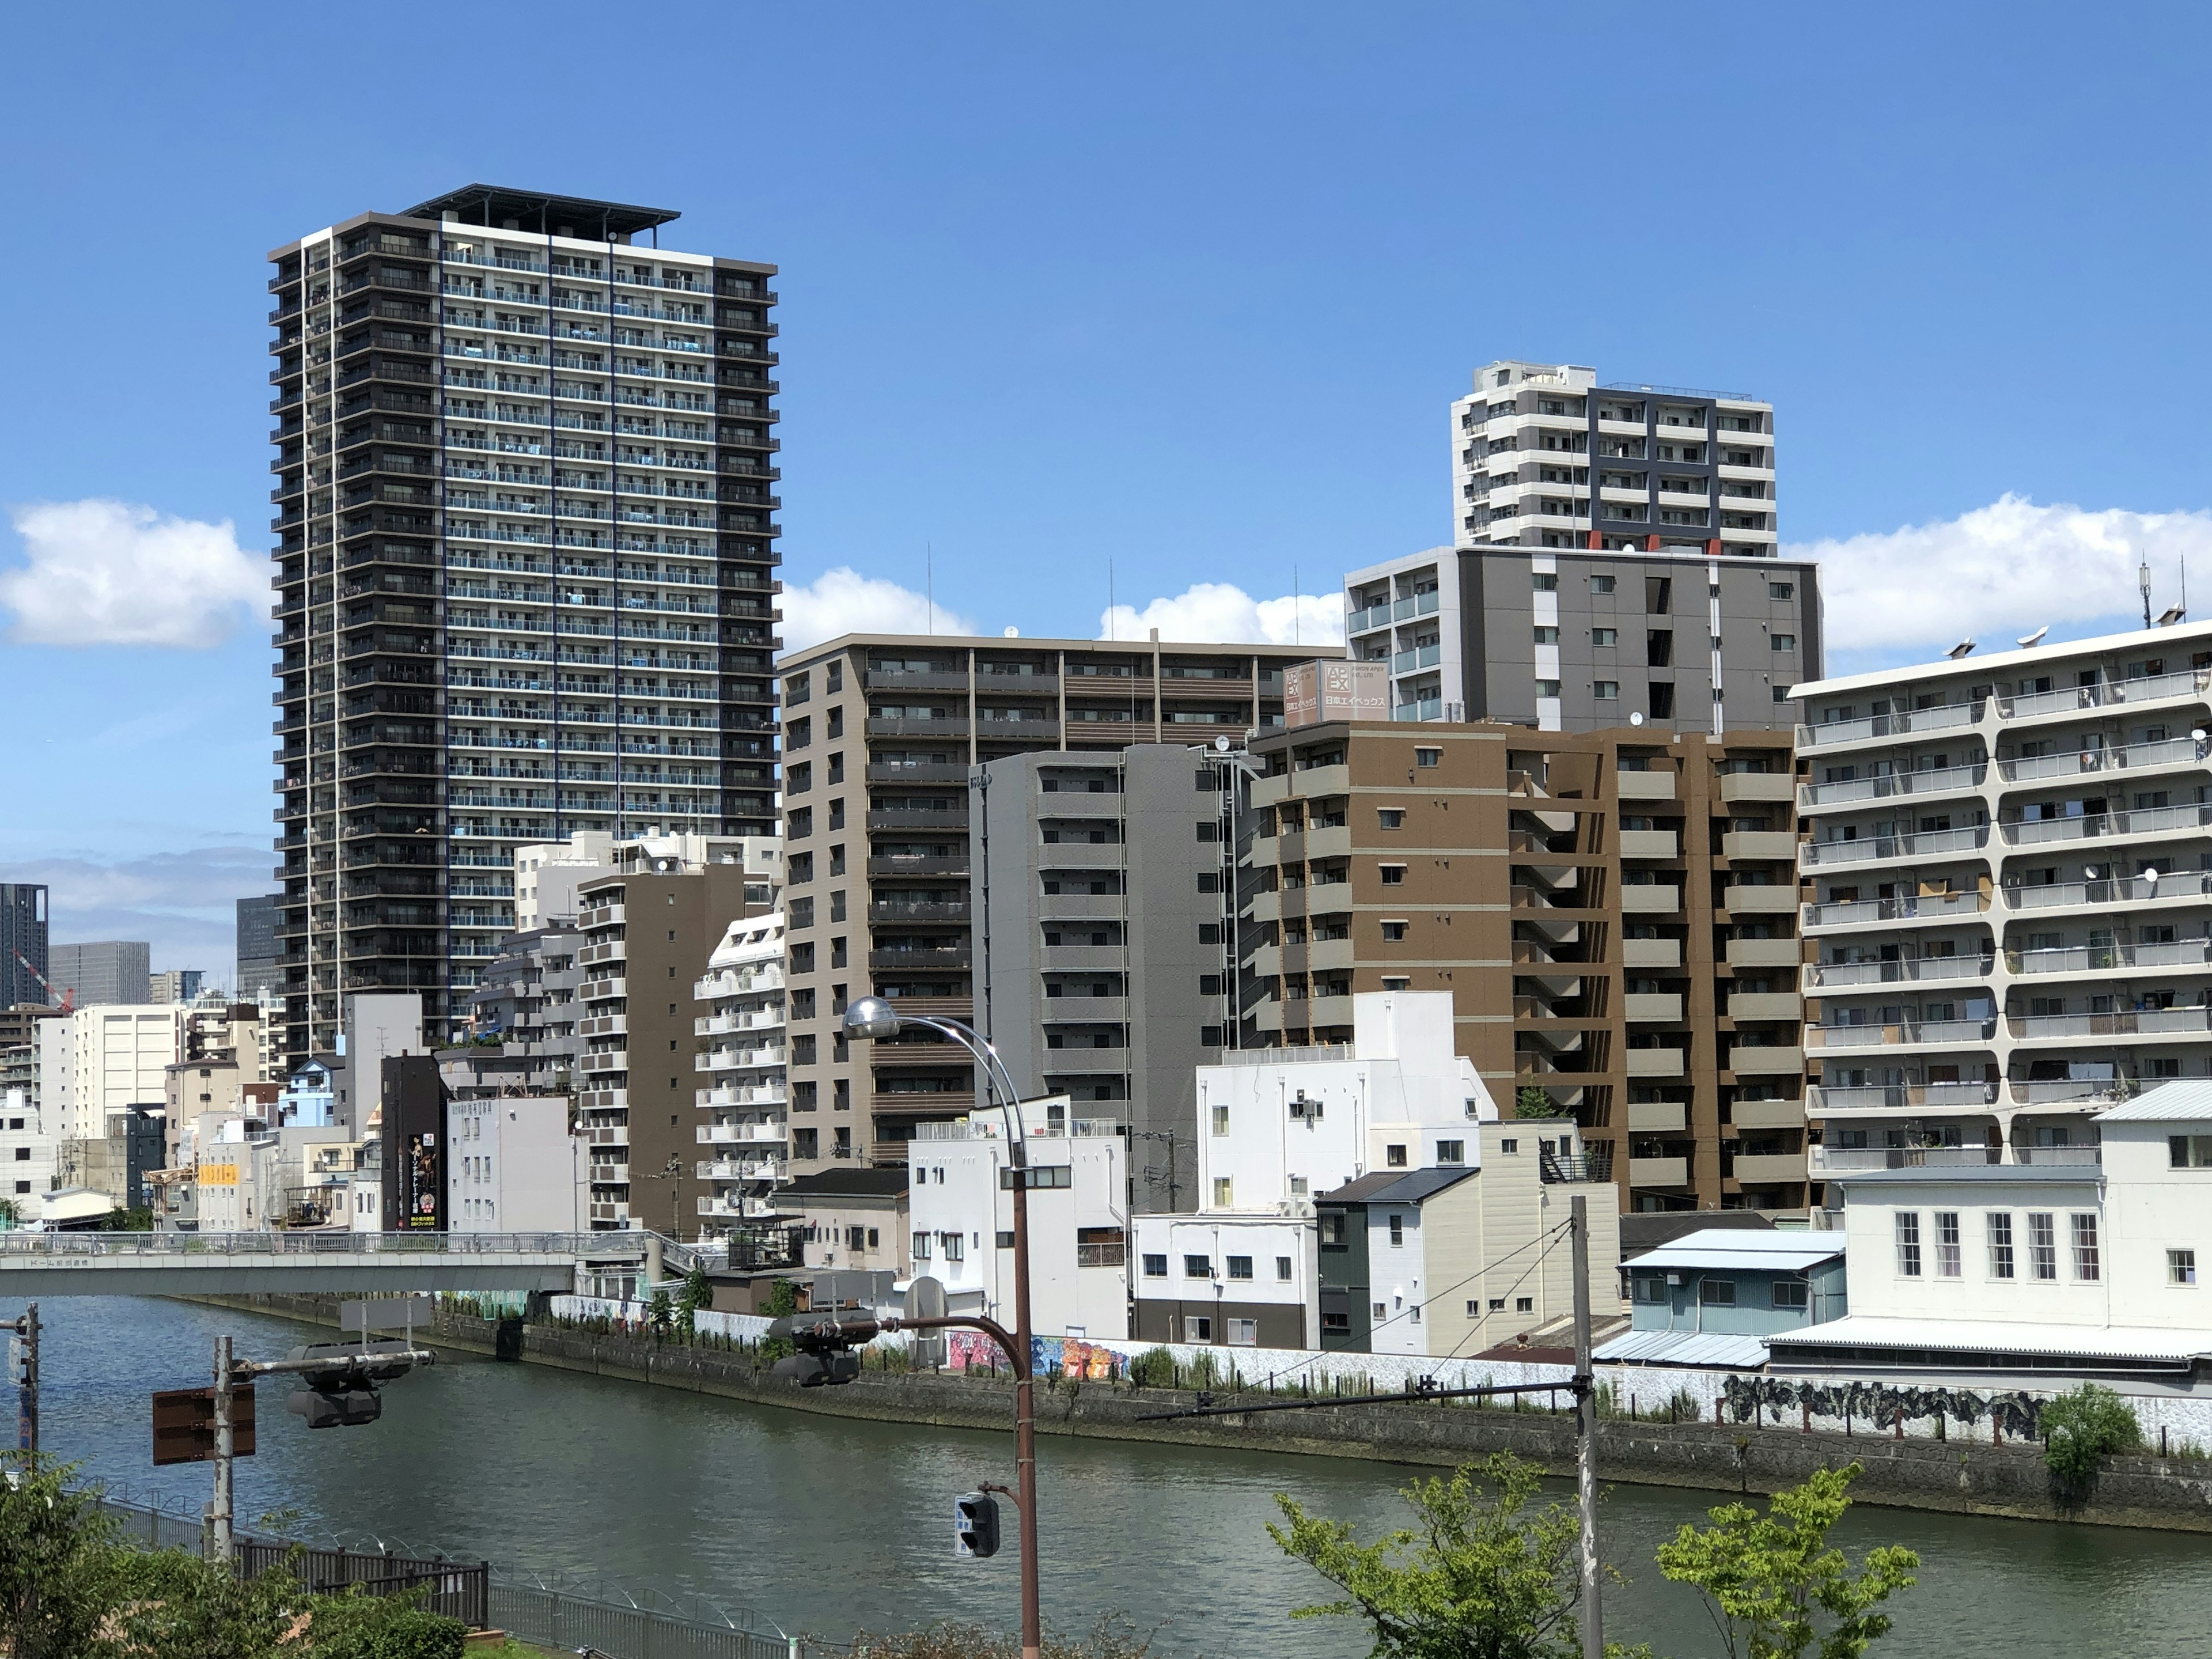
[774,631,1331,1172]
[1244,717,1806,1212]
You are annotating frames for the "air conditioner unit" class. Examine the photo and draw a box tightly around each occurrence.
[1666,1271,1683,1286]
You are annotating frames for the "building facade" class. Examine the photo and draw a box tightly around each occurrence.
[267,184,782,1067]
[978,744,1240,1208]
[694,909,787,1230]
[48,942,151,1009]
[774,631,1323,1172]
[1245,718,1807,1212]
[0,886,49,1009]
[236,895,282,1000]
[446,1093,577,1232]
[149,971,206,1006]
[1793,621,2212,1194]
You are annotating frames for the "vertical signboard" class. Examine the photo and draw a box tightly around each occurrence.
[381,1055,446,1230]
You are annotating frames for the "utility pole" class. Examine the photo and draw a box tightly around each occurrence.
[1571,1194,1603,1659]
[6,1303,37,1456]
[210,1334,234,1562]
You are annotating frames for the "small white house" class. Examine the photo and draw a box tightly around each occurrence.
[1774,1080,2212,1376]
[906,1104,1129,1340]
[446,1094,579,1233]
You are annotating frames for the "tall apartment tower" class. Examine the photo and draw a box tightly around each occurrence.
[267,185,782,1067]
[1342,359,1815,734]
[774,631,1325,1172]
[1794,620,2212,1202]
[0,886,48,1008]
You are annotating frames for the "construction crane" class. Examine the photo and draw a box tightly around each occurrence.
[10,949,71,1013]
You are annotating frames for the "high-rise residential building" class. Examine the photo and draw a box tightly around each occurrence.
[1338,358,1811,735]
[236,896,282,999]
[48,943,151,1009]
[268,185,783,1069]
[976,744,1241,1210]
[773,631,1328,1172]
[694,909,787,1231]
[149,970,207,1006]
[1243,714,1806,1212]
[0,886,48,1008]
[1793,620,2212,1202]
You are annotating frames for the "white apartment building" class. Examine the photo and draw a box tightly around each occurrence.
[0,1080,58,1221]
[1131,991,1499,1348]
[43,1005,183,1141]
[907,1108,1130,1341]
[1777,1081,2212,1376]
[447,1093,578,1232]
[1794,621,2212,1187]
[694,909,787,1233]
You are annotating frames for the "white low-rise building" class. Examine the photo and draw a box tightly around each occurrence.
[907,1107,1129,1340]
[694,910,787,1232]
[446,1094,578,1233]
[1775,1078,2212,1377]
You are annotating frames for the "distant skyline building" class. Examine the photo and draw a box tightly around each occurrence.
[149,970,206,1006]
[0,886,49,1008]
[236,896,282,1000]
[268,184,782,1067]
[48,941,151,1008]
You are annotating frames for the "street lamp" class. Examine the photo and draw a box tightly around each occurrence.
[843,994,1043,1659]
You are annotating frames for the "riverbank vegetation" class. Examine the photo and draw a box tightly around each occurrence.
[2041,1383,2144,1501]
[0,1455,468,1659]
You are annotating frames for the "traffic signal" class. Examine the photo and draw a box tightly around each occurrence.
[281,1340,419,1430]
[766,1315,880,1388]
[954,1491,1001,1559]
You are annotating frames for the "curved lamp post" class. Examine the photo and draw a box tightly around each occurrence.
[843,995,1041,1659]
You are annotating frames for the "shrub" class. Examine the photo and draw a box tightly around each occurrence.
[1514,1085,1566,1119]
[2043,1383,2142,1497]
[1126,1347,1178,1388]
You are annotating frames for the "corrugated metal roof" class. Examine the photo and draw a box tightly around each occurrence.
[1595,1329,1770,1369]
[2094,1081,2212,1122]
[1320,1166,1479,1206]
[1767,1316,2212,1362]
[1626,1229,1843,1272]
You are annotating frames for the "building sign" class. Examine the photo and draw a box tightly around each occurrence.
[383,1056,446,1231]
[196,1163,240,1188]
[1285,660,1388,729]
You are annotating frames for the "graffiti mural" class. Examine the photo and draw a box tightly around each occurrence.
[1721,1373,2045,1439]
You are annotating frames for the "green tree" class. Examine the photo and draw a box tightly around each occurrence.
[676,1261,714,1340]
[1268,1450,1650,1659]
[1514,1086,1566,1120]
[646,1287,675,1336]
[758,1277,801,1361]
[1655,1462,1918,1659]
[0,1195,21,1226]
[0,1455,130,1659]
[2041,1383,2142,1498]
[99,1206,154,1232]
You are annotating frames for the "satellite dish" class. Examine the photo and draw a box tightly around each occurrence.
[1629,712,1645,726]
[2191,729,2206,743]
[1214,735,1231,752]
[2016,626,2049,649]
[1003,626,1019,638]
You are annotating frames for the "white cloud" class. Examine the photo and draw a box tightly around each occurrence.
[0,846,273,986]
[1100,582,1345,649]
[0,499,263,648]
[1791,494,2212,658]
[779,566,978,652]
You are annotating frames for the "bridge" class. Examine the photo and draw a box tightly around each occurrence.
[0,1230,687,1298]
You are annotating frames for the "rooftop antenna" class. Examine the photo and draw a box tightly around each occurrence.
[2141,555,2153,630]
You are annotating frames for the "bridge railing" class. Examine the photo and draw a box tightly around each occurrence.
[0,1230,654,1260]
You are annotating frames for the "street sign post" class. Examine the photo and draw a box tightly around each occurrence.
[151,1384,257,1466]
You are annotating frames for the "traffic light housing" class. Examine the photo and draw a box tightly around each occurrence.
[282,1340,418,1430]
[955,1491,1001,1559]
[766,1315,879,1388]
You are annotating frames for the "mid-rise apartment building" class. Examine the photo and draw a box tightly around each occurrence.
[1794,620,2212,1193]
[0,887,49,1008]
[268,185,782,1066]
[694,908,787,1230]
[774,632,1323,1172]
[573,838,776,1231]
[440,923,585,1100]
[1245,716,1807,1211]
[49,942,151,1008]
[977,744,1240,1209]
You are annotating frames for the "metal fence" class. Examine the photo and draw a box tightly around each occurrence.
[237,1538,488,1629]
[494,1574,798,1659]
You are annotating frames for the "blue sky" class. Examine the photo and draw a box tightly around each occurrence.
[4,3,2211,974]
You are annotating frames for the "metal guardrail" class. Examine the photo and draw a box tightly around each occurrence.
[0,1230,655,1261]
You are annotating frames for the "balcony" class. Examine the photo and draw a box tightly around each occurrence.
[1041,994,1129,1021]
[1733,1097,1806,1130]
[1629,1099,1686,1132]
[1796,701,1983,753]
[1729,991,1802,1022]
[2008,939,2212,976]
[1620,885,1681,915]
[1724,884,1798,915]
[1616,770,1676,801]
[1628,1156,1690,1188]
[1619,830,1679,858]
[1717,771,1796,805]
[1800,825,1989,870]
[868,808,968,832]
[1809,1144,2100,1173]
[1804,953,1995,992]
[1624,993,1683,1022]
[1729,1044,1805,1075]
[1999,802,2211,848]
[1806,1018,1993,1051]
[1625,1047,1685,1078]
[1726,936,1800,970]
[1798,762,1986,809]
[698,1083,789,1108]
[1802,890,1988,930]
[1723,831,1798,862]
[1731,1153,1807,1185]
[1623,937,1681,969]
[869,947,972,972]
[2006,1006,2212,1041]
[1999,734,2200,785]
[1997,665,2210,722]
[2001,871,2212,916]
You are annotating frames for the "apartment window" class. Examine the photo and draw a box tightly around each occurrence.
[2168,1134,2212,1168]
[1699,1279,1737,1307]
[1591,575,1616,594]
[1226,1255,1254,1281]
[1276,1255,1293,1281]
[1380,865,1407,886]
[1769,582,1794,600]
[1593,628,1618,647]
[1385,1143,1408,1167]
[1936,1211,1962,1278]
[1533,573,1558,592]
[1533,626,1559,645]
[1536,680,1562,698]
[2071,1213,2101,1281]
[1436,1139,1464,1165]
[2169,1248,2198,1286]
[1381,921,1408,942]
[1415,747,1441,768]
[1771,634,1796,652]
[1488,1296,1507,1311]
[1184,1254,1213,1278]
[1377,809,1405,830]
[1632,1278,1665,1305]
[1211,1104,1229,1135]
[1388,1214,1404,1247]
[1771,1280,1808,1311]
[2028,1212,2058,1281]
[1141,1252,1168,1278]
[1514,1296,1534,1314]
[1594,681,1619,699]
[1894,1211,1922,1277]
[1184,1315,1213,1342]
[1986,1213,2014,1279]
[1226,1317,1259,1346]
[1499,1138,1518,1154]
[1212,1177,1233,1206]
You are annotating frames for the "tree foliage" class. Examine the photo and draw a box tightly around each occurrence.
[2041,1383,2142,1495]
[676,1261,714,1340]
[1268,1450,1649,1659]
[1514,1086,1567,1120]
[1654,1462,1918,1659]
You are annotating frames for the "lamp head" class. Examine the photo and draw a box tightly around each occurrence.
[843,995,904,1040]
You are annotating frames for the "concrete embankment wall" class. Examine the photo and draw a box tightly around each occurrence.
[189,1294,2212,1534]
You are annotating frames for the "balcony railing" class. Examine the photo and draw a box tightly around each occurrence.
[1809,1144,2100,1172]
[1796,700,1983,750]
[1802,891,1988,928]
[1805,1018,1995,1050]
[1998,734,2200,783]
[1799,825,1989,869]
[1808,1081,1999,1112]
[1805,955,1994,990]
[1798,762,1986,808]
[2008,939,2212,975]
[2001,872,2212,912]
[2006,1006,2212,1040]
[1996,665,2210,720]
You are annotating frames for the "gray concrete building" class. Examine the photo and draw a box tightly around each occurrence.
[978,744,1241,1211]
[48,942,150,1008]
[0,886,48,1009]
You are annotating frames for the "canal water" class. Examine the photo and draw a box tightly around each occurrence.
[24,1296,2205,1657]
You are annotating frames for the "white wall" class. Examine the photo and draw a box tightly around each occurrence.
[63,1006,180,1139]
[447,1094,578,1233]
[0,1083,58,1221]
[1131,1211,1317,1336]
[338,993,423,1129]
